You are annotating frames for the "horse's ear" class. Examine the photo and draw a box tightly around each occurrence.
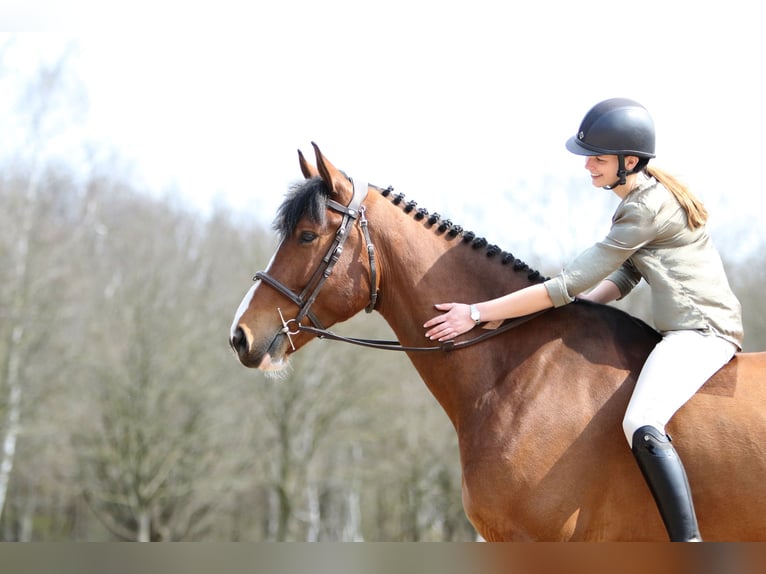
[312,141,351,197]
[298,149,319,179]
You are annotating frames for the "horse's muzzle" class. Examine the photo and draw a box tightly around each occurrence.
[230,326,289,371]
[230,326,264,368]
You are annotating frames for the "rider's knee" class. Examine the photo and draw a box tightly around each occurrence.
[622,413,663,447]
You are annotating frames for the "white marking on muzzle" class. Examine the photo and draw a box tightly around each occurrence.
[231,282,258,340]
[230,245,282,341]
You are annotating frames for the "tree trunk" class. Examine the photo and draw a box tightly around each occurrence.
[0,325,24,522]
[137,510,151,542]
[305,485,320,542]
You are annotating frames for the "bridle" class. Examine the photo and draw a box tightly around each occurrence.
[254,177,548,353]
[254,178,379,350]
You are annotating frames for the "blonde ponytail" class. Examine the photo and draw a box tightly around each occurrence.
[645,166,708,229]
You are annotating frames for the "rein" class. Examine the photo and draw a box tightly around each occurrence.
[254,177,546,353]
[295,311,548,353]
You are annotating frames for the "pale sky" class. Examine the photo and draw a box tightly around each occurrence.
[2,1,764,258]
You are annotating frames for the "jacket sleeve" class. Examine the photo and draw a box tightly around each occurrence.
[605,259,643,299]
[544,201,655,307]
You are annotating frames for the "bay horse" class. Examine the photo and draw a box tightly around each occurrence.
[229,143,766,541]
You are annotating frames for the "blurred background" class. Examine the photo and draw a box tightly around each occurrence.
[1,1,764,541]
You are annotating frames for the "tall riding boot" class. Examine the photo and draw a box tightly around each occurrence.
[631,425,702,542]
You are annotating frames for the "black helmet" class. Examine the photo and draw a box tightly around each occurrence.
[566,98,656,159]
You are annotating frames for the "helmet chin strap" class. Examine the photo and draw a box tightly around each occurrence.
[603,155,628,190]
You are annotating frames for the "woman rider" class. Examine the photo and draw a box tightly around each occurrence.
[424,98,743,542]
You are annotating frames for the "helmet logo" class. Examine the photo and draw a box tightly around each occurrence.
[578,131,585,141]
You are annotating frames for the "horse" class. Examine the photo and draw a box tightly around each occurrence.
[229,143,766,541]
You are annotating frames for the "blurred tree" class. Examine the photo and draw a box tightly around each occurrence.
[70,185,256,541]
[0,44,86,533]
[231,318,391,541]
[726,256,766,353]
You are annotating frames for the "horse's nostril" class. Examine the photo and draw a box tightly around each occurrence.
[230,327,247,353]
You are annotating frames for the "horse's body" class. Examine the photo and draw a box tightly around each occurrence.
[230,144,766,541]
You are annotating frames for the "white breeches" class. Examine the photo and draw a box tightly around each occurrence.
[622,330,737,445]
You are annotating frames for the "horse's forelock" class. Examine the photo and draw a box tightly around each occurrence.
[274,177,330,239]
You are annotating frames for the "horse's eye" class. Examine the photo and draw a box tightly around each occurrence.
[299,231,318,244]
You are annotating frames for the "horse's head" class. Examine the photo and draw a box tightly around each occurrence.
[230,143,379,371]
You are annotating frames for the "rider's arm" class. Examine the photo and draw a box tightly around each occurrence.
[577,279,622,304]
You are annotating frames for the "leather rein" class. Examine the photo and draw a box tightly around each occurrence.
[254,178,545,353]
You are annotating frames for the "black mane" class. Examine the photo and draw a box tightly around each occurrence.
[275,177,547,283]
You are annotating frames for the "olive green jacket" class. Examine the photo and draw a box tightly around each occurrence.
[544,172,743,348]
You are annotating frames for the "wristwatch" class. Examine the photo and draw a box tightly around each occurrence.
[469,304,481,325]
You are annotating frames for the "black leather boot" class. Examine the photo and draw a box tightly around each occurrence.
[631,425,702,542]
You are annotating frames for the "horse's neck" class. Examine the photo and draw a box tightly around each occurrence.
[370,198,537,415]
[373,200,533,336]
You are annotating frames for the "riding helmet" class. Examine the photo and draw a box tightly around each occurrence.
[566,98,656,159]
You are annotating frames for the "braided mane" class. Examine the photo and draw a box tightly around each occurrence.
[275,178,547,283]
[379,185,547,283]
